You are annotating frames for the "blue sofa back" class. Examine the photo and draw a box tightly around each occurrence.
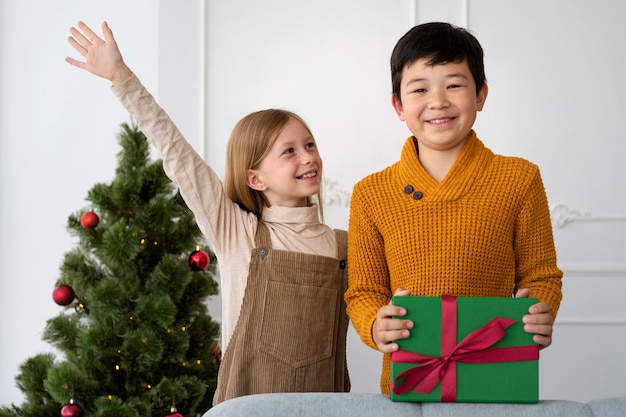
[203,393,626,417]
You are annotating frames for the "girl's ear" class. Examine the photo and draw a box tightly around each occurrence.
[246,169,267,191]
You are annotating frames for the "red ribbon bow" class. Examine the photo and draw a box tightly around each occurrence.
[391,296,539,402]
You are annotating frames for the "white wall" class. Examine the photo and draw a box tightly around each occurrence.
[0,0,180,405]
[1,0,625,407]
[204,0,626,402]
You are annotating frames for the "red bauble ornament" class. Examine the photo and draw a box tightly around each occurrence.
[80,211,99,229]
[52,284,75,306]
[188,250,210,271]
[211,346,223,364]
[60,401,84,417]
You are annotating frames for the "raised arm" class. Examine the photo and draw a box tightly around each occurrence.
[64,20,255,260]
[65,21,132,86]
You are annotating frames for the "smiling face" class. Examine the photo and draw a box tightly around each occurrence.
[246,117,322,208]
[392,58,488,155]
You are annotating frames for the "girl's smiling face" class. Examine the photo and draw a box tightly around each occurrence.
[246,118,322,208]
[392,58,488,154]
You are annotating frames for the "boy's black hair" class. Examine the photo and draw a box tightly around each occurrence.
[391,22,486,101]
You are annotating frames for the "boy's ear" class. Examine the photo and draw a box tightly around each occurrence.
[246,169,267,191]
[391,94,406,121]
[476,83,488,111]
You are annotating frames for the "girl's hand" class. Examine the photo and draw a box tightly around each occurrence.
[65,21,132,86]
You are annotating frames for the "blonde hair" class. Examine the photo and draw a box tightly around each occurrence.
[223,109,324,219]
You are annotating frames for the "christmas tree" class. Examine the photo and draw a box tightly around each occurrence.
[1,122,220,417]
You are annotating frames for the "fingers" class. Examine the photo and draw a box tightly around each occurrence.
[532,334,552,349]
[67,21,106,57]
[64,56,83,69]
[101,21,115,43]
[394,287,411,297]
[523,302,553,349]
[66,35,86,61]
[515,288,531,298]
[68,27,92,54]
[77,21,103,45]
[66,25,91,68]
[372,290,413,353]
[373,308,413,353]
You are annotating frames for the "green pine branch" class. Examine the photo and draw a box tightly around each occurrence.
[1,121,220,417]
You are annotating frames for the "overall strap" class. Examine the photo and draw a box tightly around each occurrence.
[254,221,272,248]
[334,229,347,261]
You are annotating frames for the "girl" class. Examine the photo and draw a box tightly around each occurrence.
[66,21,350,405]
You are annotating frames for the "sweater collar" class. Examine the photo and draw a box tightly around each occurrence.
[395,130,493,201]
[261,203,320,225]
[260,204,326,236]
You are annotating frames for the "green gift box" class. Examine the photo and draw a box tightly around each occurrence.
[390,296,539,403]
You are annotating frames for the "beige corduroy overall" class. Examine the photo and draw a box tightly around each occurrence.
[212,222,350,405]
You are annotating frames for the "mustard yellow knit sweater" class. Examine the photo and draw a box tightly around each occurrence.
[345,131,563,394]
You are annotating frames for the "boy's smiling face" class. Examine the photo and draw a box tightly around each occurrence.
[392,58,488,155]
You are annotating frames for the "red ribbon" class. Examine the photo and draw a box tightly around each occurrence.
[391,296,539,402]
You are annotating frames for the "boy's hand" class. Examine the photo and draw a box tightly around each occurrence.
[65,21,132,86]
[515,288,553,349]
[372,288,413,353]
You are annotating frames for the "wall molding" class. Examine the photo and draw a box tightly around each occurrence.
[550,203,590,228]
[323,177,351,207]
[551,203,626,228]
[559,265,626,275]
[322,185,626,231]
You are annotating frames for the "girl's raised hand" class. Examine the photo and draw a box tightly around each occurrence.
[65,21,132,86]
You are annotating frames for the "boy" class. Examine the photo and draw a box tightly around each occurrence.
[345,22,563,395]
